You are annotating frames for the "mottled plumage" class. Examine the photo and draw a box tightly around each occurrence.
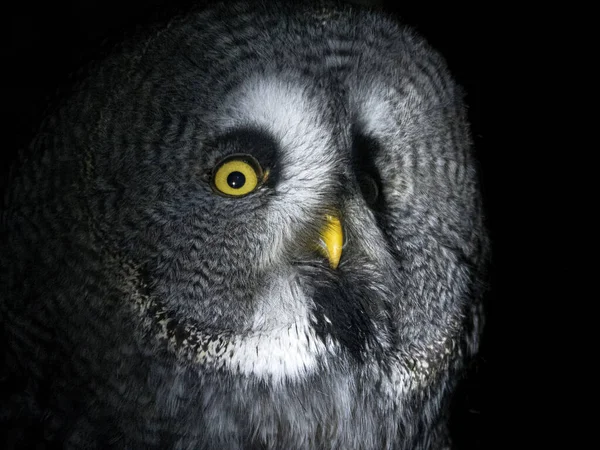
[1,1,489,449]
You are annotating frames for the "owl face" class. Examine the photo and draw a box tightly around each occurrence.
[1,1,488,447]
[117,76,403,382]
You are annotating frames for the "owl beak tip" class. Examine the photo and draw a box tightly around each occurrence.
[319,215,343,270]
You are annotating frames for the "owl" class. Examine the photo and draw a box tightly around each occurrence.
[1,1,489,449]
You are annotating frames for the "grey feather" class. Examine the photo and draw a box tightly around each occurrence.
[1,1,489,448]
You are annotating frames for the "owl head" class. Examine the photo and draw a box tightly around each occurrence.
[1,1,489,447]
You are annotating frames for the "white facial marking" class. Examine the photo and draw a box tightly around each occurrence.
[218,76,341,268]
[219,76,338,206]
[224,273,335,383]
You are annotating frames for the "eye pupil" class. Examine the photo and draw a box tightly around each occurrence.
[227,171,246,189]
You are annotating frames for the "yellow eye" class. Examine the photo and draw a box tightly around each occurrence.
[211,154,264,197]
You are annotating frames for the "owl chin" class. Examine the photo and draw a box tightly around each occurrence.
[136,251,389,384]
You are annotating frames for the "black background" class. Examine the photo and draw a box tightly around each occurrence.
[5,1,503,448]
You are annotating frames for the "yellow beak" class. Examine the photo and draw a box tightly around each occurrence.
[317,215,343,269]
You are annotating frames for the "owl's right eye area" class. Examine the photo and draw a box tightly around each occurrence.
[358,173,380,206]
[211,154,265,197]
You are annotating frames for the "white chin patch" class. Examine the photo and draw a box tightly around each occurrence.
[223,272,335,384]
